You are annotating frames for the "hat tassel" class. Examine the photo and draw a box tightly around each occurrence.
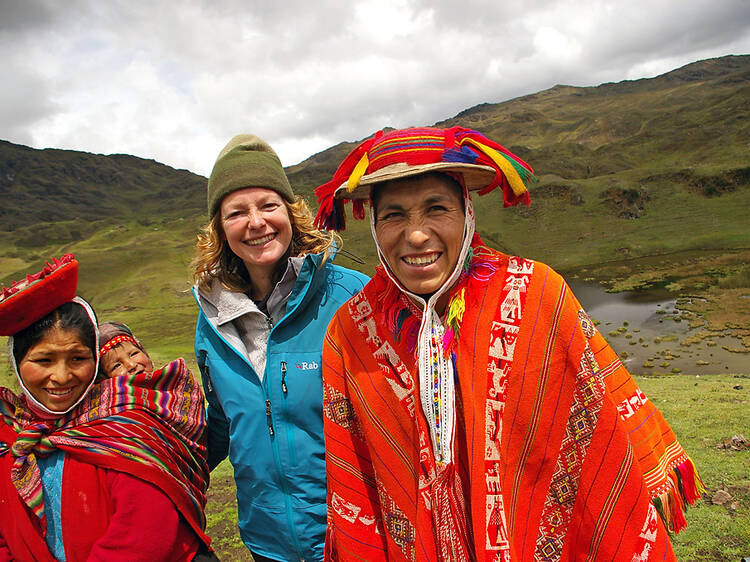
[460,137,531,198]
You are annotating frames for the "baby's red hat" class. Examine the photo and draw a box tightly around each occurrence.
[0,254,79,336]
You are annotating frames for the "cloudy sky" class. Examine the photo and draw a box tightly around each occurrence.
[2,0,749,177]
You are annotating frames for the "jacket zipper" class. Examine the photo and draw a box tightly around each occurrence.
[201,354,214,394]
[272,269,316,562]
[265,399,275,436]
[281,361,288,394]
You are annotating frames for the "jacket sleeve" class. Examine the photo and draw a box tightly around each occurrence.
[322,312,389,561]
[196,347,230,471]
[87,470,200,561]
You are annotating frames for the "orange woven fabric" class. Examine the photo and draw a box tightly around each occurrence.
[323,243,698,561]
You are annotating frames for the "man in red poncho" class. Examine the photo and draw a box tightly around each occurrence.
[313,127,703,561]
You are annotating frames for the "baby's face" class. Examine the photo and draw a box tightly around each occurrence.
[100,341,154,377]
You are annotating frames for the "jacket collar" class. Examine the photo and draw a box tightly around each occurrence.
[200,280,259,326]
[197,253,324,326]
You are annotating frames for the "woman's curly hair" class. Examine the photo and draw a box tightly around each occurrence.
[192,195,341,293]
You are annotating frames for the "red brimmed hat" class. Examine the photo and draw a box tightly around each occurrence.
[313,126,534,231]
[0,254,79,336]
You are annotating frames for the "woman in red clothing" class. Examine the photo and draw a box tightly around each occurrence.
[0,255,215,561]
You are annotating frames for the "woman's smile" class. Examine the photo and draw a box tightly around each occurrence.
[41,386,77,405]
[44,387,75,396]
[246,232,278,246]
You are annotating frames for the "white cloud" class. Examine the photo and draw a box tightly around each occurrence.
[534,26,581,61]
[1,0,749,176]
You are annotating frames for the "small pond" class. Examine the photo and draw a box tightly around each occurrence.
[568,280,749,375]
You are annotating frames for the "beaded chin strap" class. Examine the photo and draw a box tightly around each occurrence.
[371,186,476,465]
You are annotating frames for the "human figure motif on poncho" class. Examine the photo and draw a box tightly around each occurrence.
[0,254,214,561]
[314,127,703,561]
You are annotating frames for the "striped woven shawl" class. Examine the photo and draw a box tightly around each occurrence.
[0,358,209,539]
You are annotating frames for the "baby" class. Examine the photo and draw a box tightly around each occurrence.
[98,321,154,378]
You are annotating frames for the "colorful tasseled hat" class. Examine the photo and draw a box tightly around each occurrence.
[314,126,534,230]
[0,254,79,336]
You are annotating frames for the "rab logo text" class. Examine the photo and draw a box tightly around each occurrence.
[296,361,319,370]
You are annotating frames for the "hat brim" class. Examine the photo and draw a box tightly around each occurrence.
[334,162,497,200]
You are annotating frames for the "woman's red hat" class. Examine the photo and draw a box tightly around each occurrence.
[0,254,79,336]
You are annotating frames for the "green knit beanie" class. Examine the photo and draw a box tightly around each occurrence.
[207,134,295,216]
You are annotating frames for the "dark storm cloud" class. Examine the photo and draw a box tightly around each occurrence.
[0,0,57,30]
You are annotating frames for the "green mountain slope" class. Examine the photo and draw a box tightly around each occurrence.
[0,141,205,233]
[1,54,748,370]
[286,55,750,193]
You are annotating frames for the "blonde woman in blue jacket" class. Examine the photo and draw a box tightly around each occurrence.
[192,135,368,562]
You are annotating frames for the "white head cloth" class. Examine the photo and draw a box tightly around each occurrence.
[8,296,100,417]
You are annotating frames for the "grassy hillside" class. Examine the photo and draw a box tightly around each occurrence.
[0,141,205,233]
[440,55,750,173]
[1,54,749,371]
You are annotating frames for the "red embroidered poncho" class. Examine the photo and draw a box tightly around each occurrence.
[322,241,701,561]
